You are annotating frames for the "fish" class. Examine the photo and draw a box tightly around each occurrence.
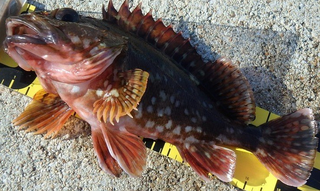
[3,0,319,187]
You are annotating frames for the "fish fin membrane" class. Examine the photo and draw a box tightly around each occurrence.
[100,125,146,177]
[103,1,255,124]
[179,143,236,182]
[254,108,318,187]
[93,69,149,124]
[199,57,255,124]
[92,129,122,177]
[12,89,74,138]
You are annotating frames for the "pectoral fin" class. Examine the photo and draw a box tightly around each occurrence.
[12,89,74,138]
[93,69,149,124]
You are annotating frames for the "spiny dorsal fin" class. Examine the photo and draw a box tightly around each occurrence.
[102,0,255,124]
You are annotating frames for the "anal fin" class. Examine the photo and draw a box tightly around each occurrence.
[12,89,74,138]
[178,143,236,182]
[93,69,149,124]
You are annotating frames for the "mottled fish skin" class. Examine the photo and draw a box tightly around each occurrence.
[4,1,318,187]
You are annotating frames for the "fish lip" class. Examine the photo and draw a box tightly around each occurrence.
[5,14,65,45]
[6,15,40,36]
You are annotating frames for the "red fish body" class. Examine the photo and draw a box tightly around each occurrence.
[4,0,318,187]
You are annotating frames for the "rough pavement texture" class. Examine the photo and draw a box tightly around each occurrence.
[1,0,319,190]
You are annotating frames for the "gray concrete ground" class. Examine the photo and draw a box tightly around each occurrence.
[1,0,319,190]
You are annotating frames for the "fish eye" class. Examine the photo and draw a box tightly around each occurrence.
[54,8,79,22]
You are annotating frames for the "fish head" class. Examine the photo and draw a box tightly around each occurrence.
[4,8,126,85]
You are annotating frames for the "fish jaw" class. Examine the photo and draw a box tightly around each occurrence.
[4,12,126,88]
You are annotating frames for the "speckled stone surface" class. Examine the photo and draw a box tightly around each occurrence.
[1,0,319,190]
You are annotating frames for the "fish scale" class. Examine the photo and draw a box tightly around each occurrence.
[3,0,318,187]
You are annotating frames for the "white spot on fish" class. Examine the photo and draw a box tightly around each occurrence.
[147,105,153,113]
[185,126,192,133]
[155,73,161,80]
[259,137,266,144]
[191,117,197,123]
[205,152,211,158]
[70,35,81,44]
[135,111,143,119]
[256,148,267,157]
[195,110,200,117]
[96,89,104,97]
[184,109,189,116]
[202,102,207,108]
[119,125,126,132]
[151,97,157,105]
[165,120,172,129]
[267,140,274,145]
[83,38,91,48]
[89,47,99,56]
[196,127,202,133]
[202,116,207,122]
[185,136,199,143]
[135,104,143,119]
[227,128,234,134]
[164,107,171,116]
[71,86,80,93]
[170,95,175,104]
[159,90,167,101]
[175,100,180,107]
[156,125,164,133]
[173,125,181,134]
[157,108,164,117]
[146,120,155,128]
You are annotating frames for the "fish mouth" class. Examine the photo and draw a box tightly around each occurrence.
[6,17,46,44]
[5,14,69,45]
[3,14,74,71]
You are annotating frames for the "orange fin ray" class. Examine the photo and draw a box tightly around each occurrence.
[101,126,146,177]
[12,89,74,138]
[179,143,236,182]
[254,108,318,187]
[92,129,122,177]
[93,69,149,124]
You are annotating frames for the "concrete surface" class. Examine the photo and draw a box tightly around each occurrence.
[1,0,319,190]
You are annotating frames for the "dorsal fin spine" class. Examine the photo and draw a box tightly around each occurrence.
[105,0,117,22]
[136,12,153,37]
[146,19,164,43]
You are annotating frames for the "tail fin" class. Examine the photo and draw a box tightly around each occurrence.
[254,108,318,187]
